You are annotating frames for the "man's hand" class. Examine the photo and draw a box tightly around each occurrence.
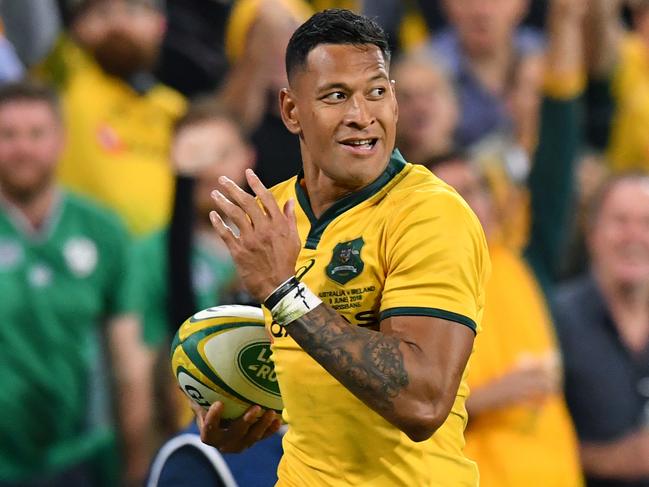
[467,352,561,416]
[493,359,560,406]
[209,169,301,301]
[192,401,282,453]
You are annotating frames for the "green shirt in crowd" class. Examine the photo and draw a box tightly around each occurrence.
[0,191,134,482]
[131,229,236,348]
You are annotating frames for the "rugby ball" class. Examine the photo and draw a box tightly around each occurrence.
[171,305,283,419]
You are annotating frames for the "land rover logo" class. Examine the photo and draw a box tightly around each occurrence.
[238,342,281,397]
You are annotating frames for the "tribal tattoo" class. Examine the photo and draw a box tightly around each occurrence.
[287,304,409,414]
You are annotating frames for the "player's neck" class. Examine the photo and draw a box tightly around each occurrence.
[300,173,358,219]
[0,183,58,231]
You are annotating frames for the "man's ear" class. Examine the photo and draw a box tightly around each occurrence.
[279,88,301,135]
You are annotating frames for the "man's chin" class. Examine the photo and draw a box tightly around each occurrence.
[0,177,53,204]
[612,268,649,290]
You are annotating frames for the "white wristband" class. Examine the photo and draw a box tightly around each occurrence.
[270,281,322,326]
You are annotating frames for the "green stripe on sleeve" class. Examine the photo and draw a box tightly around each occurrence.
[379,307,477,334]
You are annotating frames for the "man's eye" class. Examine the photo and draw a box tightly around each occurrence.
[324,92,346,102]
[369,87,386,98]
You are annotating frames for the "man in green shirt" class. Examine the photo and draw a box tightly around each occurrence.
[0,81,152,486]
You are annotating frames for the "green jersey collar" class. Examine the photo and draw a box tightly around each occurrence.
[295,149,407,250]
[0,188,65,242]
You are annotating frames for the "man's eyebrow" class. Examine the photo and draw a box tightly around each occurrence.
[369,73,389,83]
[316,73,389,94]
[316,82,351,94]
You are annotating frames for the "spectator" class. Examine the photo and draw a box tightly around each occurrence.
[427,1,587,483]
[133,100,253,352]
[393,53,459,165]
[584,0,649,172]
[416,0,549,33]
[428,0,545,150]
[134,100,286,487]
[34,0,186,235]
[217,0,311,188]
[433,153,582,486]
[554,173,649,487]
[0,81,153,487]
[130,100,255,433]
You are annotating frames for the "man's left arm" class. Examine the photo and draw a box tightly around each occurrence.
[287,307,474,441]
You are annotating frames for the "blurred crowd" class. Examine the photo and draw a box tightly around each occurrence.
[0,0,649,486]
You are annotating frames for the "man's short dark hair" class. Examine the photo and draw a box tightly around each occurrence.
[285,9,391,83]
[0,80,61,119]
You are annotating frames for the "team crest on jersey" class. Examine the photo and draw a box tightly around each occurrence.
[63,237,98,277]
[326,238,364,285]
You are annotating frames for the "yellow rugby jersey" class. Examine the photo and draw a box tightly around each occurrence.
[265,150,490,486]
[43,37,186,235]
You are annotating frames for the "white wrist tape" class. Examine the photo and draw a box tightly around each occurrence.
[269,281,322,326]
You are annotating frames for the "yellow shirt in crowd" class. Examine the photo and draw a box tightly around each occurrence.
[465,244,583,487]
[38,38,186,235]
[265,151,490,486]
[609,33,649,172]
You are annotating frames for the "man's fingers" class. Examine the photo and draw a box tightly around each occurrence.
[209,211,237,244]
[246,169,283,219]
[283,198,298,232]
[211,190,251,234]
[283,198,301,247]
[243,410,279,446]
[261,418,283,441]
[190,401,207,430]
[200,401,225,444]
[218,175,266,224]
[219,405,263,452]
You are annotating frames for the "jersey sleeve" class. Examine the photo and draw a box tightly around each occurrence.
[379,188,490,333]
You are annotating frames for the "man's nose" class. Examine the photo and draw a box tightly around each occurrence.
[344,95,374,129]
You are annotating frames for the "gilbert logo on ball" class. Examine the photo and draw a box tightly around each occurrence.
[171,305,283,419]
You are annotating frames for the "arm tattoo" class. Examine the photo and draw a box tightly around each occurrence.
[287,304,409,415]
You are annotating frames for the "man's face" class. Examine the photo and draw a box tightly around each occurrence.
[72,0,165,78]
[432,160,494,237]
[189,119,255,217]
[0,101,63,202]
[393,60,458,161]
[442,0,528,55]
[589,180,649,288]
[281,44,398,189]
